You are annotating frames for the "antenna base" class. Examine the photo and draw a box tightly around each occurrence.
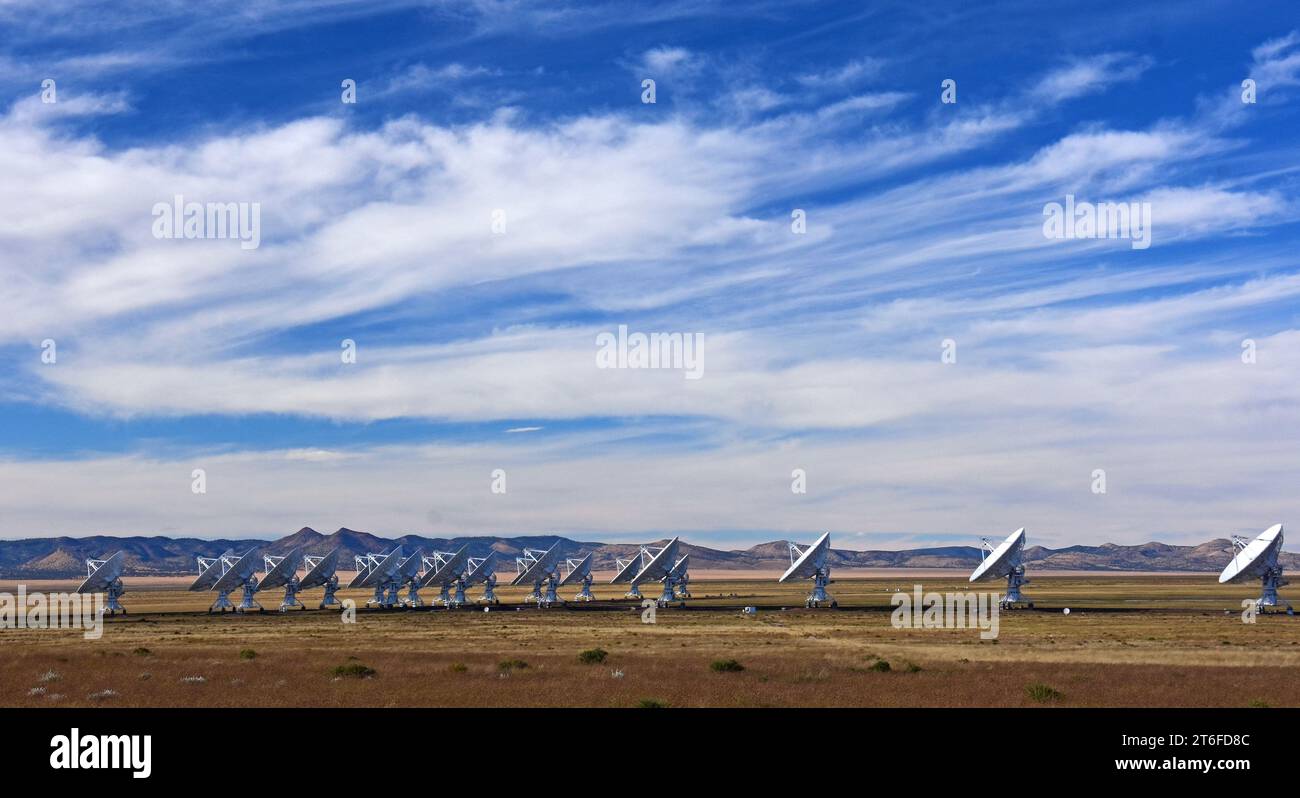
[805,569,832,608]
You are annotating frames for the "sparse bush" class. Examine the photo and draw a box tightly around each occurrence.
[710,659,744,673]
[869,660,891,673]
[1026,683,1063,703]
[38,669,60,683]
[637,698,668,708]
[498,659,528,671]
[449,663,468,673]
[88,689,118,700]
[331,663,375,679]
[904,662,922,673]
[239,648,257,660]
[578,648,608,665]
[132,647,151,656]
[1248,699,1270,708]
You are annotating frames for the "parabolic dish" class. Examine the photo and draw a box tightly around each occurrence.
[511,543,561,586]
[76,551,126,594]
[298,548,341,590]
[1219,524,1284,584]
[462,551,497,586]
[359,547,405,588]
[779,532,830,583]
[419,546,469,588]
[667,554,689,578]
[189,548,236,591]
[398,549,424,583]
[631,538,680,586]
[970,528,1026,583]
[210,548,262,594]
[558,553,593,587]
[258,547,304,591]
[609,552,643,584]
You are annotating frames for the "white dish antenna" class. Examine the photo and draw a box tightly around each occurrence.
[299,548,341,590]
[76,551,127,615]
[558,553,593,587]
[260,547,306,611]
[189,548,236,591]
[462,551,499,604]
[970,528,1030,608]
[259,547,305,591]
[299,548,344,609]
[512,543,563,605]
[668,554,691,599]
[632,538,686,604]
[779,533,832,607]
[418,546,468,606]
[1219,524,1291,612]
[559,553,595,601]
[208,548,264,613]
[358,546,405,607]
[512,543,562,586]
[631,538,680,586]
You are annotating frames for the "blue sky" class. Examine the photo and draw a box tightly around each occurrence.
[1,1,1298,549]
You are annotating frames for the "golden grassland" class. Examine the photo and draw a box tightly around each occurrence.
[2,574,1297,708]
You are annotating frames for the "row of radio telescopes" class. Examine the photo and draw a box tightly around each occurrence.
[74,524,1291,616]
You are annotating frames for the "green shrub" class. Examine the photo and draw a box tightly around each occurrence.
[331,663,375,678]
[578,648,608,665]
[869,660,891,673]
[239,649,257,660]
[710,659,745,673]
[1026,683,1062,703]
[637,698,668,708]
[498,659,529,671]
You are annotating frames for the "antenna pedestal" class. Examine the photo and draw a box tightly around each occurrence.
[210,590,235,613]
[1255,567,1291,611]
[405,585,424,607]
[452,580,468,605]
[278,578,304,611]
[104,578,127,615]
[1001,567,1029,608]
[624,585,643,599]
[675,574,691,599]
[574,573,593,601]
[320,575,342,608]
[804,569,831,607]
[236,581,263,612]
[479,575,498,604]
[527,576,561,606]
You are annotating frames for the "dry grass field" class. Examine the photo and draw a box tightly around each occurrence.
[2,573,1297,708]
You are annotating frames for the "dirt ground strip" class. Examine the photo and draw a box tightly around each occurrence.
[2,575,1297,707]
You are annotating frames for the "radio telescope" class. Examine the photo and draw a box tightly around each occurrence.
[779,533,833,608]
[1220,524,1291,613]
[357,547,405,607]
[189,548,236,592]
[970,527,1031,609]
[420,546,470,606]
[299,548,343,608]
[208,548,263,613]
[668,554,691,599]
[461,551,499,605]
[609,550,645,599]
[512,543,563,606]
[76,551,127,615]
[395,549,425,607]
[631,538,683,605]
[260,547,306,611]
[559,553,594,601]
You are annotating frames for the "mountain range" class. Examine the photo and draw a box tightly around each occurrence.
[1,527,1294,578]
